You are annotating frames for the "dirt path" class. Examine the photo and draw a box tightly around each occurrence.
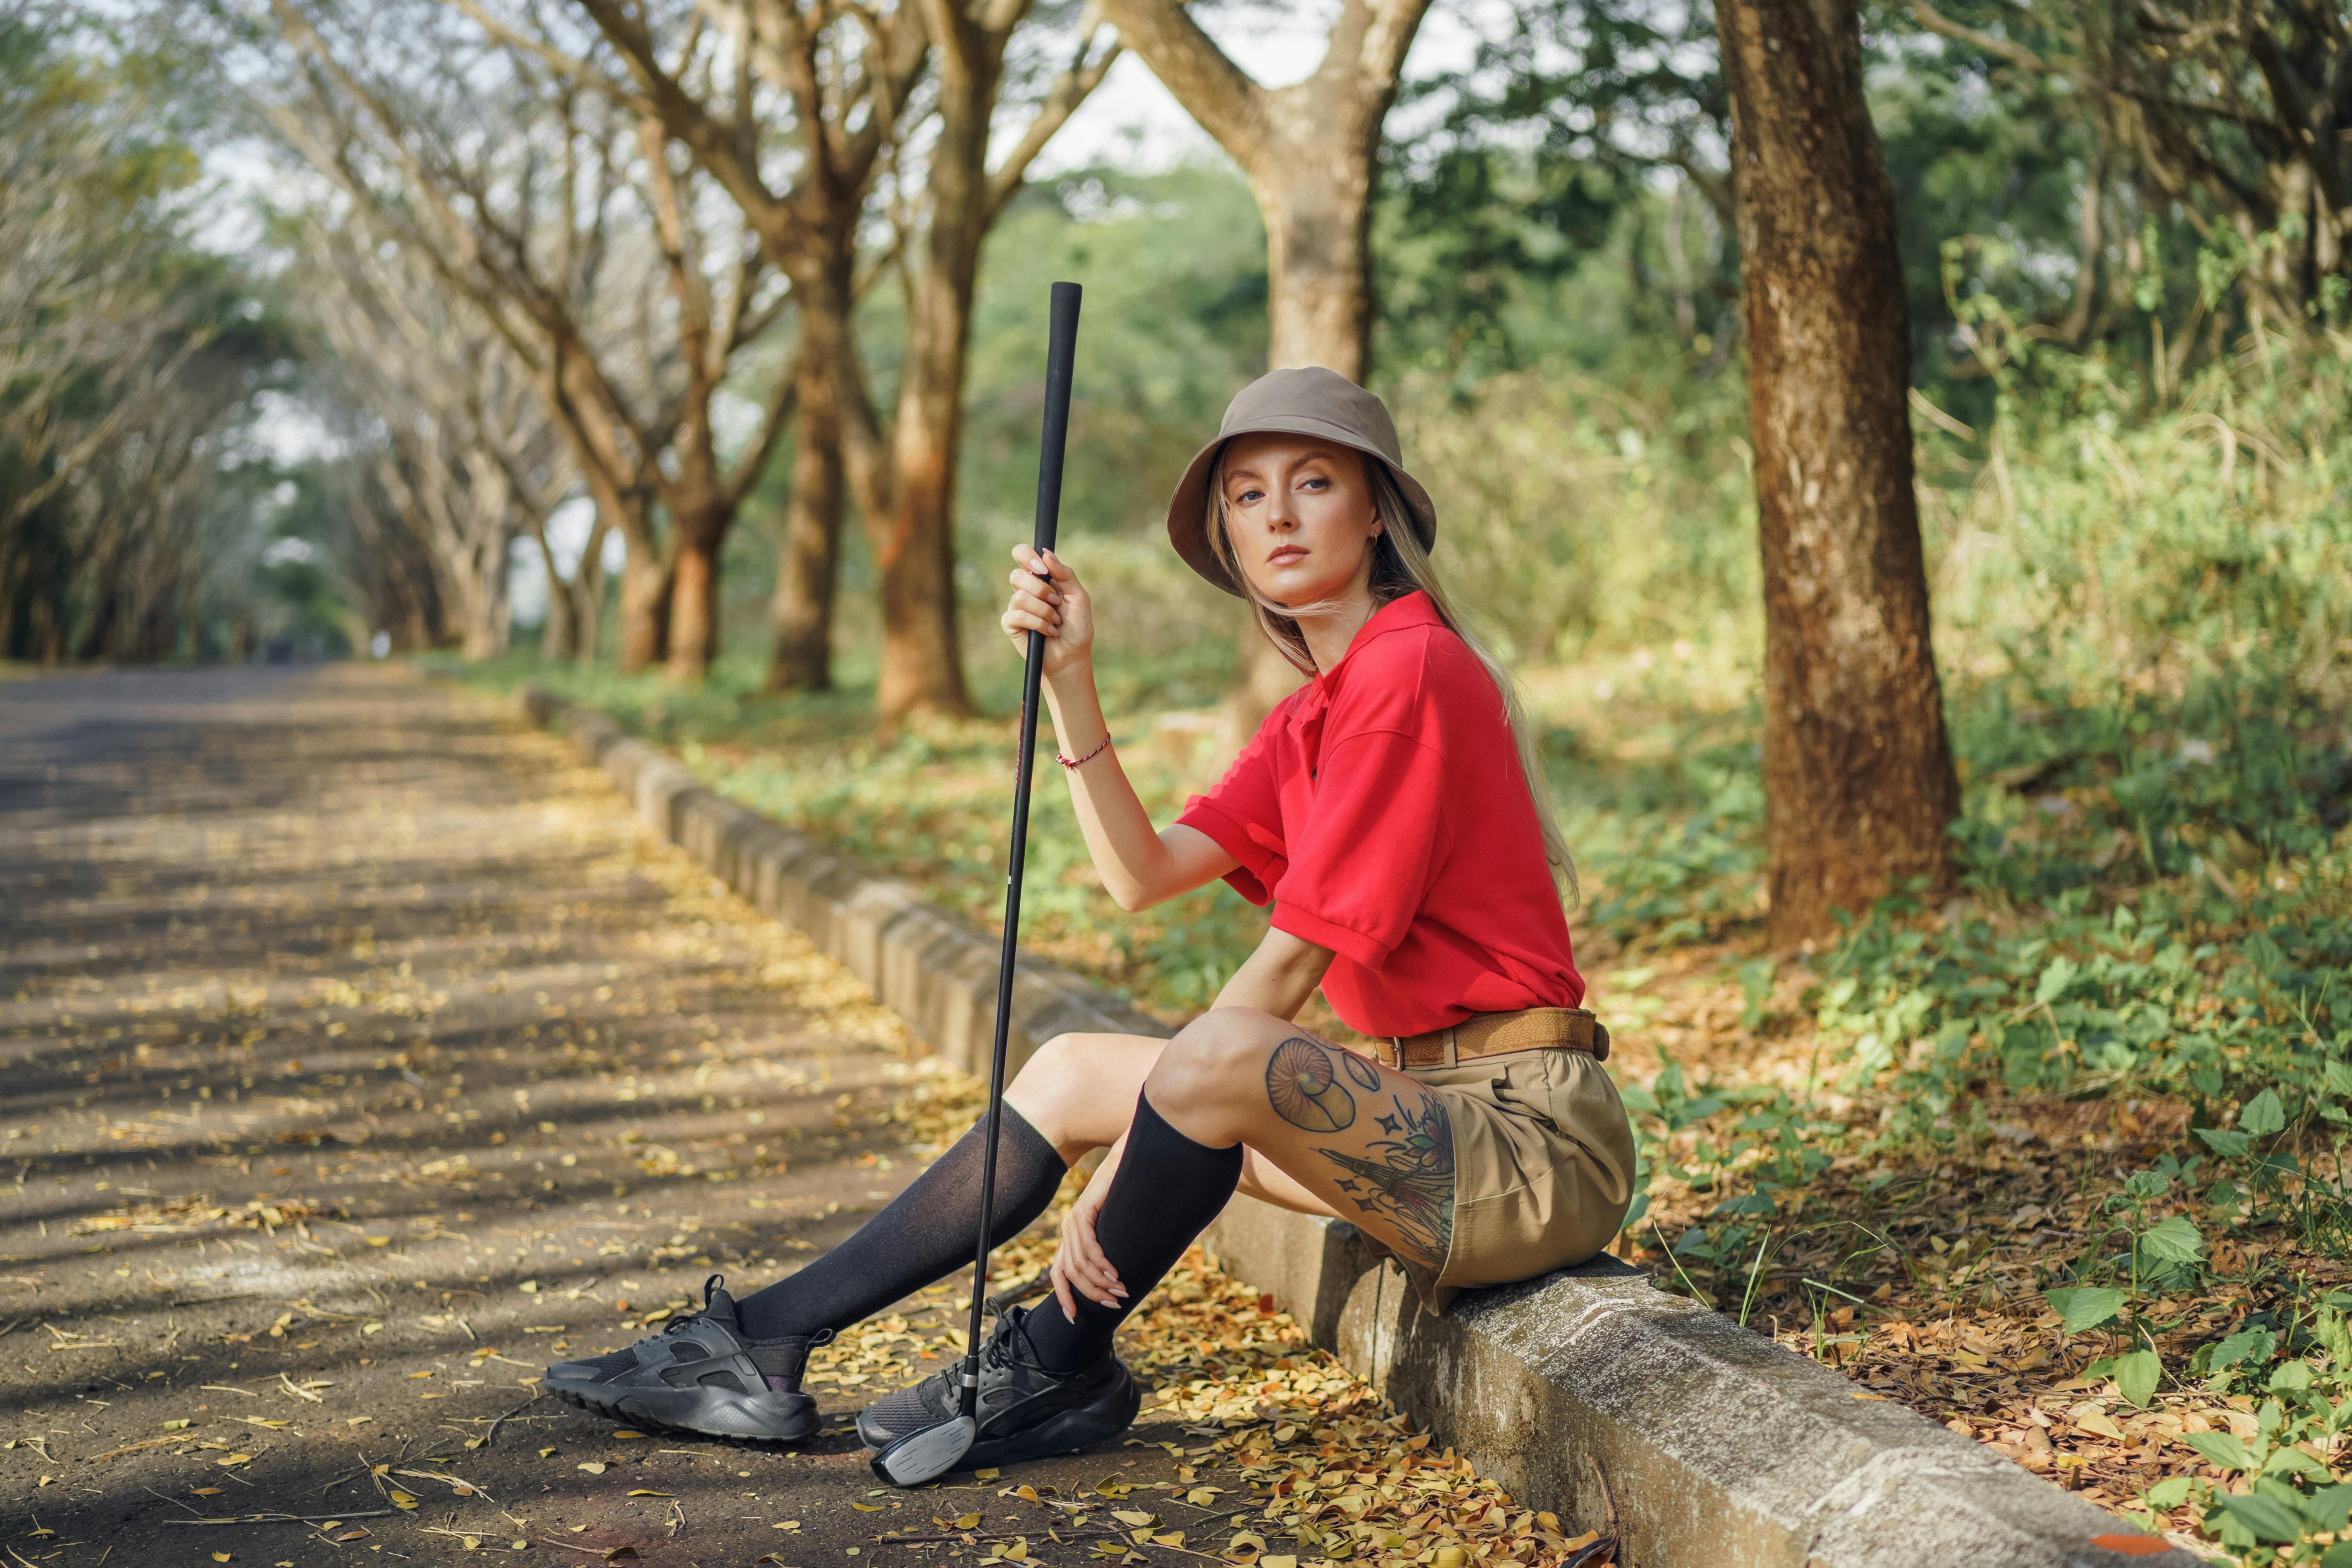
[0,665,1213,1568]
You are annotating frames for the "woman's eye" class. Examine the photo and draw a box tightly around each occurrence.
[1301,477,1328,490]
[1236,488,1263,505]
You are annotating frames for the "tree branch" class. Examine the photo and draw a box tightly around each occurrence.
[987,24,1122,222]
[1093,0,1269,168]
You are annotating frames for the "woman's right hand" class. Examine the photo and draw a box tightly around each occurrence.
[1001,545,1092,676]
[1051,1140,1127,1321]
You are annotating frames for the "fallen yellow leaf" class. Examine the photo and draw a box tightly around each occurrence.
[627,1490,673,1498]
[577,1463,607,1475]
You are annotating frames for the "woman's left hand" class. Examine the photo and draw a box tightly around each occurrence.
[1051,1139,1128,1321]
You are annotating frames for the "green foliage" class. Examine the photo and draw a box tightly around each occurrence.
[2125,1293,2352,1561]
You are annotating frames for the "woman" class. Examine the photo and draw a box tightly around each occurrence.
[543,368,1636,1468]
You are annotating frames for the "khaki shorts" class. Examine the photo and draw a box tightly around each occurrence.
[1353,1046,1637,1313]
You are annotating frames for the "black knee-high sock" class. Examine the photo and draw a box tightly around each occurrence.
[1024,1089,1241,1374]
[733,1106,1067,1341]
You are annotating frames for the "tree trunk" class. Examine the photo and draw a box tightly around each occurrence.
[533,521,579,661]
[871,6,996,720]
[1258,154,1375,376]
[459,535,511,660]
[665,501,727,682]
[1718,0,1960,946]
[572,509,610,663]
[592,465,669,675]
[769,347,844,694]
[618,549,672,675]
[876,331,974,717]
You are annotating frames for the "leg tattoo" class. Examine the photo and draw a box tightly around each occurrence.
[1318,1093,1456,1273]
[1265,1037,1357,1133]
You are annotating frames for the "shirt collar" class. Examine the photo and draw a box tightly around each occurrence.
[1306,590,1441,700]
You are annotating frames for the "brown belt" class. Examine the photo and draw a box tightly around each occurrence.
[1372,1006,1611,1071]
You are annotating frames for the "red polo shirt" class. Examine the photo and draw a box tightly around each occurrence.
[1175,590,1584,1038]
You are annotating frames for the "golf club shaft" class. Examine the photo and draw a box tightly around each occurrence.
[963,280,1083,1419]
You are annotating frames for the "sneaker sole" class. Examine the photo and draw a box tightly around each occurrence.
[545,1375,820,1445]
[859,1362,1140,1470]
[968,1362,1142,1469]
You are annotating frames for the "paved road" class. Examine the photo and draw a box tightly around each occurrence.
[0,666,1210,1568]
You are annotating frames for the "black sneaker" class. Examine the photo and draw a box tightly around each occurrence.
[856,1304,1138,1469]
[543,1275,826,1443]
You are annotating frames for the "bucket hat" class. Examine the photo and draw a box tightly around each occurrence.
[1165,367,1437,597]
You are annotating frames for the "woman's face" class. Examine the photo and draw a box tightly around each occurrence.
[1217,433,1384,609]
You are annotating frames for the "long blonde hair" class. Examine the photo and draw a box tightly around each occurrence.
[1205,445,1580,906]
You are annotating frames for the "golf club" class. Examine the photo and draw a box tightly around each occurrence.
[871,279,1083,1487]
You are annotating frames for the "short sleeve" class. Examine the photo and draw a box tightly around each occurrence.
[1174,707,1289,906]
[1270,724,1451,969]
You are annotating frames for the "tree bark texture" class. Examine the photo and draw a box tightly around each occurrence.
[665,514,724,680]
[769,346,844,692]
[1718,0,1961,945]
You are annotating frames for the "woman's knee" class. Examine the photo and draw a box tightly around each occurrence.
[1145,1008,1278,1132]
[1006,1032,1157,1155]
[1006,1032,1091,1126]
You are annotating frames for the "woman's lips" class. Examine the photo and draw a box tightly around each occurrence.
[1267,546,1307,565]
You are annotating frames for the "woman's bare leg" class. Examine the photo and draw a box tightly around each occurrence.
[1006,1032,1340,1220]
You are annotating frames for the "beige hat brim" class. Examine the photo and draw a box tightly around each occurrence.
[1165,415,1438,598]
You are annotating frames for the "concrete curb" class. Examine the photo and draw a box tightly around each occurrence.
[1199,1205,2191,1568]
[513,683,2191,1568]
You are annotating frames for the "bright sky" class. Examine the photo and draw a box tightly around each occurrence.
[1034,1,1488,175]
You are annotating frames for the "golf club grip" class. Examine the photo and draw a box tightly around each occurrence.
[1032,281,1082,555]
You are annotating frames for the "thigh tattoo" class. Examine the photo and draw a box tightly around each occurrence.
[1264,1037,1357,1132]
[1318,1092,1456,1274]
[1261,1037,1457,1273]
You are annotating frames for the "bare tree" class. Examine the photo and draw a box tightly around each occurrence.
[297,213,580,658]
[321,431,450,655]
[1718,0,1960,944]
[475,0,1117,713]
[268,0,798,678]
[61,310,279,663]
[0,75,207,565]
[0,22,265,664]
[1093,0,1435,748]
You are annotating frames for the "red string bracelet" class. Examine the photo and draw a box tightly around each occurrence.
[1056,734,1112,770]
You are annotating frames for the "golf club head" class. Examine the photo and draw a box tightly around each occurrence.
[869,1414,976,1487]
